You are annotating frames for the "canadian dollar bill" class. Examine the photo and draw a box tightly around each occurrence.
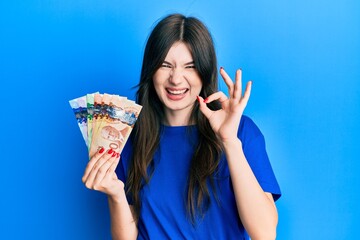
[88,95,142,157]
[91,93,110,146]
[69,96,88,146]
[70,92,142,158]
[86,93,96,148]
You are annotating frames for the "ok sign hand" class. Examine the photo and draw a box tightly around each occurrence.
[198,68,252,143]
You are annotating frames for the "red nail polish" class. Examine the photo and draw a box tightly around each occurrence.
[98,147,105,154]
[196,96,200,102]
[108,149,113,154]
[112,152,117,157]
[116,153,120,158]
[204,98,208,103]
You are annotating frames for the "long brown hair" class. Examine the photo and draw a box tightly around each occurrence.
[126,13,223,222]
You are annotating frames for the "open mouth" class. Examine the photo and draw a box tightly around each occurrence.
[166,88,189,95]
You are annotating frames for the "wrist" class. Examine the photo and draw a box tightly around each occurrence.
[222,137,242,147]
[107,186,126,204]
[221,138,243,156]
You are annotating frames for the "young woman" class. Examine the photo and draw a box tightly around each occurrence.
[82,13,281,240]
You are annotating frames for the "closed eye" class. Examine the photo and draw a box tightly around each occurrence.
[161,64,172,68]
[161,61,173,68]
[185,65,196,69]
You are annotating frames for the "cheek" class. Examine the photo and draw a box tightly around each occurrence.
[152,80,163,97]
[153,71,167,90]
[191,72,202,89]
[193,79,203,92]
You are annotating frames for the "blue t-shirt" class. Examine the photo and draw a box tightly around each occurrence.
[116,115,281,239]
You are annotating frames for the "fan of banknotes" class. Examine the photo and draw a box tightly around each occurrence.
[69,93,142,157]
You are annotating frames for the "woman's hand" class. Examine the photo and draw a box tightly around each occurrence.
[198,68,252,142]
[82,148,124,199]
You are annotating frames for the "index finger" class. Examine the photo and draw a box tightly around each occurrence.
[82,147,106,182]
[197,96,214,119]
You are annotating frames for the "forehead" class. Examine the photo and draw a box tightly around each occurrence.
[164,42,193,63]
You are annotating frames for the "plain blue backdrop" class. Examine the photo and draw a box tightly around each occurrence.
[1,0,359,239]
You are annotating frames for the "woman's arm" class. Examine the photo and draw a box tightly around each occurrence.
[82,148,138,240]
[198,68,278,239]
[222,138,278,240]
[108,192,138,240]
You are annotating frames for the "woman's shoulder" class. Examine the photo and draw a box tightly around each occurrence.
[238,115,264,144]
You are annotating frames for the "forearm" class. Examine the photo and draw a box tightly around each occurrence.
[108,190,138,240]
[223,138,278,240]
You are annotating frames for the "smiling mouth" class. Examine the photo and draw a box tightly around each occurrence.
[166,88,189,95]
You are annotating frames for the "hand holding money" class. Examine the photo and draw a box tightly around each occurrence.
[69,93,142,158]
[81,147,124,197]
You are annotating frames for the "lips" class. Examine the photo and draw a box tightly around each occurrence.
[166,88,188,95]
[165,88,189,101]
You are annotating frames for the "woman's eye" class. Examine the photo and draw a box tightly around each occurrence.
[185,65,196,69]
[161,64,172,68]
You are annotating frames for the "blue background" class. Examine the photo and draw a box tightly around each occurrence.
[1,1,359,239]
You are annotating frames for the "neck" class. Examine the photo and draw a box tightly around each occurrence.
[163,109,194,126]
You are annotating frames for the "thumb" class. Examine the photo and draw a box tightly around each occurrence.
[197,96,213,120]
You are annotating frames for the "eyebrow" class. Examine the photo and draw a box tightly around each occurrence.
[163,60,194,65]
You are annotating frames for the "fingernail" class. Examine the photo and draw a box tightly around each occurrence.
[98,147,105,154]
[108,149,113,154]
[116,153,120,158]
[204,98,208,103]
[112,152,117,157]
[220,67,224,70]
[196,96,200,102]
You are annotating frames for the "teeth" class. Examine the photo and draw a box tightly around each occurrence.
[167,89,187,95]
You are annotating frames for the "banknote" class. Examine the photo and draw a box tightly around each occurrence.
[91,93,111,146]
[70,92,142,159]
[90,93,103,148]
[88,95,142,157]
[69,96,88,146]
[86,93,96,148]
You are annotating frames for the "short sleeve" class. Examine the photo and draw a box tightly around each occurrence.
[239,116,281,201]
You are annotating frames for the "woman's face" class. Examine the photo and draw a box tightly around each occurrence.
[153,42,202,122]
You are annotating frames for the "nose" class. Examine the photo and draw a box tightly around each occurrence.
[169,67,183,85]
